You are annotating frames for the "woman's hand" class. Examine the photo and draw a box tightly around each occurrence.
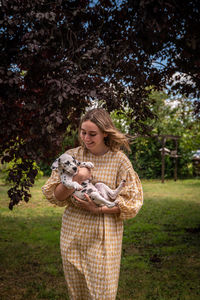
[73,167,92,184]
[73,193,121,215]
[73,193,101,214]
[54,167,92,201]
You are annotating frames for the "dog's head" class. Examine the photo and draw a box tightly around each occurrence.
[51,153,80,175]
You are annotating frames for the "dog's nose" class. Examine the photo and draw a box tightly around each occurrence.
[73,167,77,171]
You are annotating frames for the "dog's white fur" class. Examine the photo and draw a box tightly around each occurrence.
[51,153,126,208]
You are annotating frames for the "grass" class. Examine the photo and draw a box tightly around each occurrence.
[119,179,200,300]
[0,176,200,300]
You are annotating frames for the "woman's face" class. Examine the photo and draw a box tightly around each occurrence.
[80,120,108,155]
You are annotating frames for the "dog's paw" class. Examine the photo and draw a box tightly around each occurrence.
[107,202,116,208]
[81,162,94,169]
[86,162,94,169]
[73,182,83,191]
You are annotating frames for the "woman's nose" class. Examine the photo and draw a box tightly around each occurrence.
[85,134,90,141]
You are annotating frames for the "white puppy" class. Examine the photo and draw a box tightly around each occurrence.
[51,153,126,208]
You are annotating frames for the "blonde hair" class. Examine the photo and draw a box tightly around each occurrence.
[79,108,131,152]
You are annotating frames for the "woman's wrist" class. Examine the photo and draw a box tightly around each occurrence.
[91,206,102,214]
[89,206,103,215]
[92,205,120,215]
[100,205,120,214]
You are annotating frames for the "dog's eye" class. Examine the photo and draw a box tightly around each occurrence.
[64,161,70,166]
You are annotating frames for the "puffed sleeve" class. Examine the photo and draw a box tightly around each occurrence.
[115,154,143,220]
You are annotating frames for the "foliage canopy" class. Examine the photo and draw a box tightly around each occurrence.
[0,0,200,208]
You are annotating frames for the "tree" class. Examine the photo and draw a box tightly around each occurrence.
[0,0,200,208]
[146,92,200,178]
[112,91,200,178]
[125,0,200,114]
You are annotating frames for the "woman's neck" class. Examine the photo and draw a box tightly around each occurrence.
[88,145,109,156]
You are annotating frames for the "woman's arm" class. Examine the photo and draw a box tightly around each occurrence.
[54,183,74,201]
[54,167,92,201]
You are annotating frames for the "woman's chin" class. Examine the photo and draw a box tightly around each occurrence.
[85,143,95,149]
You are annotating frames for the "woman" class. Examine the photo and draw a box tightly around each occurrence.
[42,108,143,300]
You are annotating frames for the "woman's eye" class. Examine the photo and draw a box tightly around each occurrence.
[81,131,96,137]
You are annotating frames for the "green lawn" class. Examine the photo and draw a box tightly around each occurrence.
[0,176,200,300]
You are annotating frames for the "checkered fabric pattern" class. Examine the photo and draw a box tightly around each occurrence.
[42,146,143,300]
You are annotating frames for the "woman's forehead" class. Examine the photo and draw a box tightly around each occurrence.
[81,120,100,132]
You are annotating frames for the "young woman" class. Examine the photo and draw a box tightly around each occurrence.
[42,108,143,300]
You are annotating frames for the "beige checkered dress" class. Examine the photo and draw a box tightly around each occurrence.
[42,146,143,300]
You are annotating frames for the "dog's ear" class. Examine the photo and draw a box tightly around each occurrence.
[72,156,80,166]
[72,156,76,162]
[51,158,59,170]
[76,160,81,166]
